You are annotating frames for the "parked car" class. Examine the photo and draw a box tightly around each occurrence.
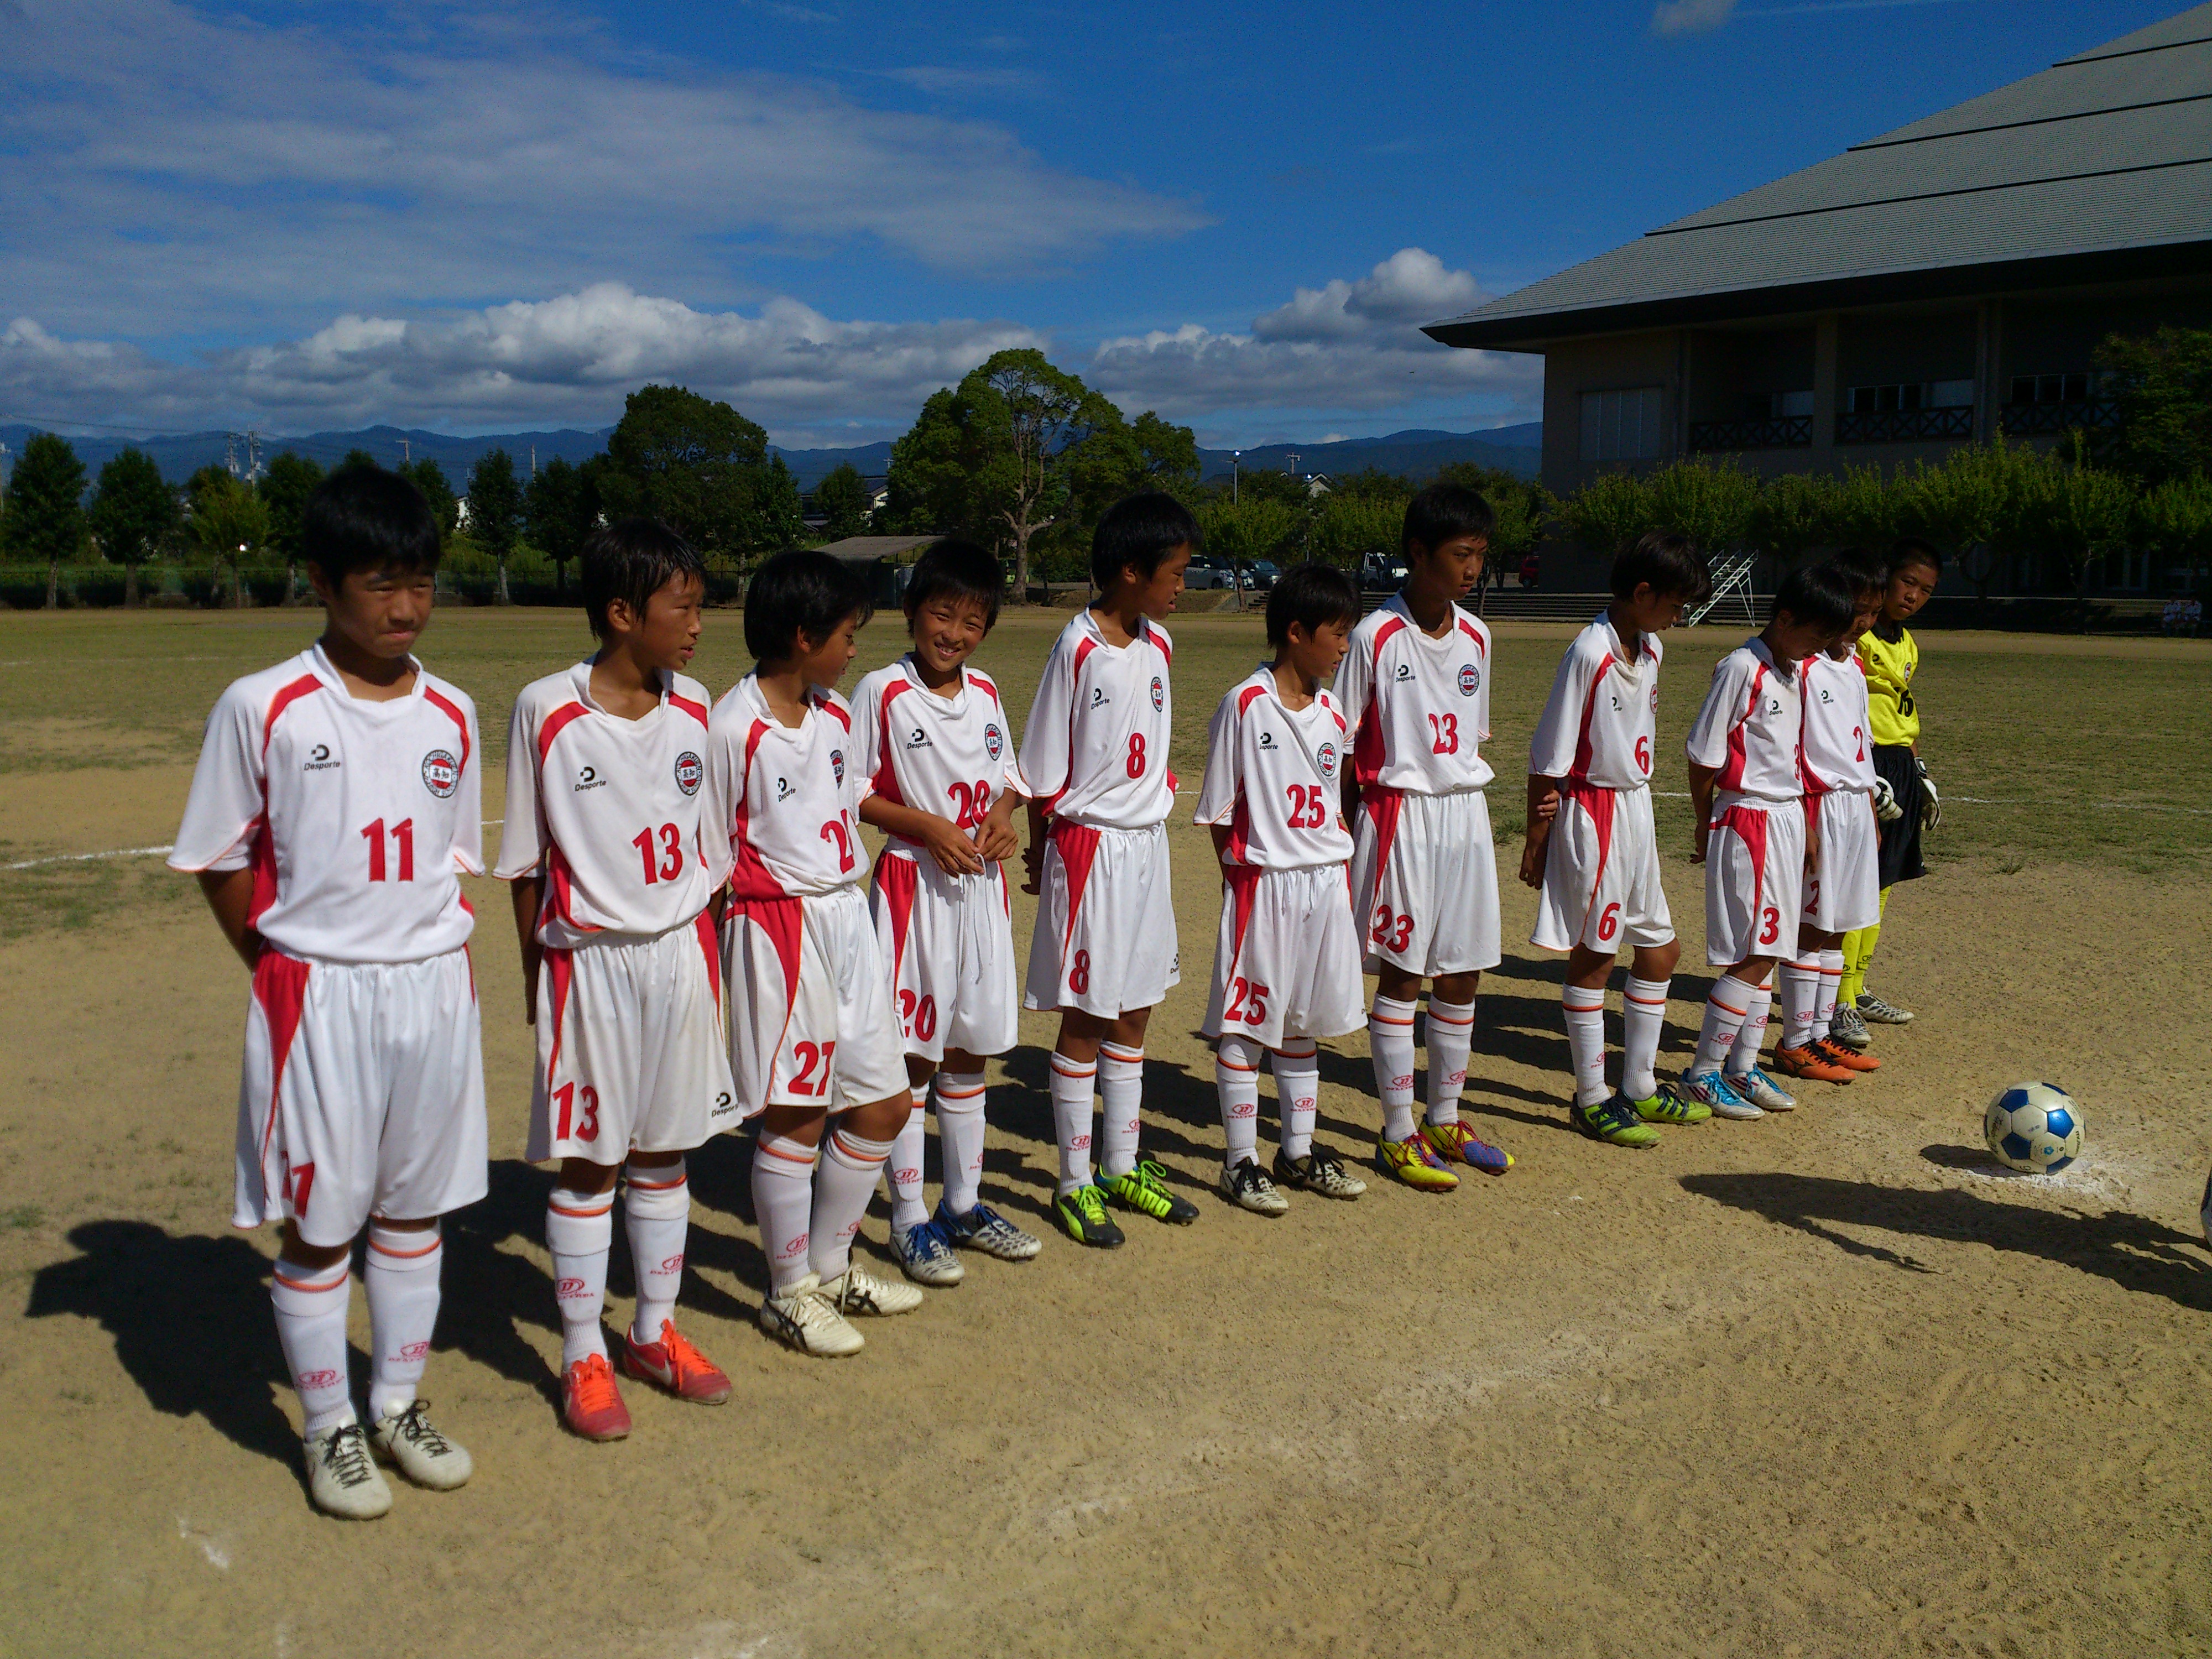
[1236,560,1282,592]
[1183,553,1237,590]
[1359,552,1408,590]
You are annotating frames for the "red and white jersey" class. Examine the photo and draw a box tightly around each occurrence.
[168,643,482,964]
[1799,650,1877,795]
[1194,666,1354,870]
[1527,613,1661,790]
[1686,637,1804,806]
[494,662,715,947]
[702,674,864,900]
[1019,609,1176,830]
[1333,594,1493,795]
[853,655,1026,852]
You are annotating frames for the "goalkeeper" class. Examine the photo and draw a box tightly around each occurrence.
[1833,537,1943,1047]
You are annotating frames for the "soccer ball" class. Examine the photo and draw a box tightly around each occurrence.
[1983,1082,2084,1173]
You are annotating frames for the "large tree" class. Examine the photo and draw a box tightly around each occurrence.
[259,451,325,566]
[524,454,601,594]
[2,433,90,607]
[598,384,800,561]
[465,449,524,600]
[403,458,460,545]
[87,447,180,604]
[811,462,870,541]
[2098,325,2212,486]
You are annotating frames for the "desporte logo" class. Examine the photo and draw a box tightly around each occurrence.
[1394,662,1413,681]
[775,776,794,800]
[906,726,931,749]
[576,764,605,792]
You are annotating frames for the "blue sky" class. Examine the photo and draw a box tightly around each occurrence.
[0,0,2182,447]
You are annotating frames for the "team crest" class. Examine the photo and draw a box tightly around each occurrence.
[1458,664,1481,697]
[985,723,1004,761]
[831,748,846,784]
[1149,675,1164,712]
[1317,741,1339,779]
[674,750,703,796]
[420,749,460,797]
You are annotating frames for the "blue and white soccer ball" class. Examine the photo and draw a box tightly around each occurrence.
[1984,1082,2084,1173]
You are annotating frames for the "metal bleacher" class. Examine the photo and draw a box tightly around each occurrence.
[1685,552,1760,628]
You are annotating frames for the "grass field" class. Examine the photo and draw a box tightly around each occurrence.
[3,602,2211,1658]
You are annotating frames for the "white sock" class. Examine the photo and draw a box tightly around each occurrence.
[1727,978,1773,1075]
[1780,957,1822,1051]
[1274,1042,1320,1162]
[935,1071,988,1216]
[1561,983,1609,1108]
[1098,1042,1144,1180]
[811,1127,892,1282]
[752,1130,817,1296]
[1693,977,1754,1075]
[1622,977,1670,1102]
[1047,1052,1097,1197]
[1814,949,1845,1040]
[1215,1035,1263,1170]
[1425,997,1476,1128]
[1368,995,1418,1141]
[889,1086,930,1236]
[271,1258,354,1437]
[364,1222,441,1423]
[624,1160,688,1346]
[545,1186,614,1368]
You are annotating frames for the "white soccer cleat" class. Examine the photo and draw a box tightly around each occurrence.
[371,1400,473,1491]
[820,1262,924,1317]
[306,1421,394,1520]
[1219,1159,1290,1217]
[890,1220,966,1287]
[759,1273,865,1358]
[1678,1070,1762,1121]
[1727,1066,1797,1112]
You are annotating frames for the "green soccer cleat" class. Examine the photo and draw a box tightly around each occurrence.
[1055,1183,1126,1248]
[1094,1159,1200,1225]
[1572,1094,1662,1149]
[1632,1083,1710,1125]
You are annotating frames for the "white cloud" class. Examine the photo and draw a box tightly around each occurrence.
[1653,0,1738,33]
[1088,248,1535,416]
[0,0,1203,342]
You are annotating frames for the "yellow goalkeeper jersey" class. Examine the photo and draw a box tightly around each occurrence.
[1858,627,1920,747]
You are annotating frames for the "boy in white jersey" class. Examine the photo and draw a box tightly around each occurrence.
[1021,492,1197,1248]
[1334,484,1511,1192]
[1520,532,1714,1149]
[497,520,739,1441]
[1772,552,1889,1087]
[705,551,922,1357]
[1680,563,1859,1120]
[170,468,482,1519]
[853,540,1043,1284]
[1196,564,1371,1214]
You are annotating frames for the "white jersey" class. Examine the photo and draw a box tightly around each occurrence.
[1018,609,1175,830]
[853,655,1026,851]
[1686,638,1804,806]
[169,643,482,964]
[1333,594,1493,796]
[1799,651,1877,796]
[702,674,863,900]
[495,662,715,946]
[1527,613,1661,790]
[1193,665,1353,870]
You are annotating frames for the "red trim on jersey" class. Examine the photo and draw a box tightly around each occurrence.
[244,812,278,932]
[970,670,1001,705]
[1562,780,1616,942]
[738,896,806,1045]
[1048,634,1104,816]
[1353,615,1407,787]
[422,685,471,771]
[693,909,722,1010]
[1359,786,1404,941]
[1715,804,1772,941]
[1568,658,1608,782]
[542,945,574,1084]
[1457,615,1485,654]
[1717,664,1766,795]
[1222,795,1253,866]
[1050,819,1103,952]
[1220,863,1261,988]
[809,692,851,732]
[1140,618,1172,666]
[260,673,325,760]
[250,949,311,1169]
[536,699,591,770]
[871,677,909,806]
[544,843,599,937]
[727,718,792,902]
[1235,682,1269,718]
[873,852,920,988]
[669,692,709,727]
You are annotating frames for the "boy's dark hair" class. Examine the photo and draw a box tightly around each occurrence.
[1092,491,1201,589]
[580,518,704,642]
[904,538,1003,632]
[744,548,871,664]
[1888,536,1944,577]
[1402,483,1495,557]
[1611,530,1712,606]
[302,465,440,581]
[1820,545,1890,596]
[1266,562,1363,649]
[1771,559,1860,634]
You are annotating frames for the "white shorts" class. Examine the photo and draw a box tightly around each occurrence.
[1350,788,1502,977]
[1704,798,1807,966]
[234,946,487,1249]
[725,885,910,1112]
[1202,863,1366,1048]
[1532,784,1675,954]
[1024,820,1180,1018]
[872,851,1019,1063]
[1804,788,1881,935]
[529,914,742,1163]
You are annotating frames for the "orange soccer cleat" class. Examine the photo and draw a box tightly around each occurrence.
[561,1352,634,1441]
[622,1321,733,1405]
[1772,1044,1855,1084]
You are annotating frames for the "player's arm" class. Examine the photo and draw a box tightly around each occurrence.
[857,793,985,877]
[509,872,544,1024]
[975,784,1022,865]
[1331,634,1370,827]
[1209,824,1233,867]
[1519,774,1562,889]
[1021,797,1051,895]
[1017,641,1074,895]
[195,869,261,969]
[1803,799,1821,875]
[1687,764,1719,863]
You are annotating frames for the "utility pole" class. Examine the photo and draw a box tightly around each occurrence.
[1232,450,1240,505]
[247,429,262,484]
[530,445,537,478]
[1287,451,1300,477]
[224,432,239,477]
[399,438,411,465]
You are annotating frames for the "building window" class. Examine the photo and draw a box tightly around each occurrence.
[1580,387,1665,463]
[2010,372,2098,405]
[1846,380,1974,414]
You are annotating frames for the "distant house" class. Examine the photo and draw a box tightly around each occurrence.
[818,534,941,606]
[1425,5,2212,593]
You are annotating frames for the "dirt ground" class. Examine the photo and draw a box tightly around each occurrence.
[2,609,2210,1659]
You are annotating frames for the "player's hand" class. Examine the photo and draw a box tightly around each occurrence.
[1021,839,1045,895]
[1532,794,1559,823]
[973,816,1020,864]
[1916,758,1941,831]
[1517,839,1546,889]
[919,815,986,877]
[1872,776,1903,822]
[1691,829,1709,865]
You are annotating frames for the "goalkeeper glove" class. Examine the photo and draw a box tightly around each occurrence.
[1871,776,1903,823]
[1915,757,1940,831]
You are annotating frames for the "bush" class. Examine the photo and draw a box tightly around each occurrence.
[244,568,293,607]
[0,572,48,610]
[180,570,229,608]
[70,572,128,608]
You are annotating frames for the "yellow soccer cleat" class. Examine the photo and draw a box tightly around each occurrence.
[1375,1132,1460,1192]
[1420,1118,1514,1175]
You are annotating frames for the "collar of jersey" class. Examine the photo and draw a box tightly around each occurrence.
[1594,612,1655,669]
[307,640,426,709]
[566,659,675,719]
[901,654,971,711]
[738,671,829,734]
[1386,592,1468,647]
[1079,609,1159,654]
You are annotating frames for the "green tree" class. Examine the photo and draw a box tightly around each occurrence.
[1819,463,1900,550]
[339,448,382,473]
[1644,458,1757,556]
[1129,410,1201,496]
[2097,325,2212,485]
[1197,497,1301,569]
[1309,493,1404,568]
[186,467,270,603]
[812,462,870,541]
[1326,466,1415,505]
[465,449,524,600]
[2139,474,2212,592]
[1556,469,1651,562]
[259,451,325,566]
[87,448,180,604]
[966,349,1087,593]
[403,459,460,545]
[524,455,601,595]
[1,433,90,607]
[1746,472,1829,563]
[599,384,800,561]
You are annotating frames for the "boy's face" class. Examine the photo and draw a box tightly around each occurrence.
[908,593,991,678]
[1407,535,1488,605]
[1885,561,1938,623]
[609,572,705,673]
[1765,611,1835,667]
[1123,545,1191,619]
[1623,583,1688,637]
[312,562,436,660]
[1838,586,1883,653]
[792,611,861,687]
[1283,617,1353,685]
